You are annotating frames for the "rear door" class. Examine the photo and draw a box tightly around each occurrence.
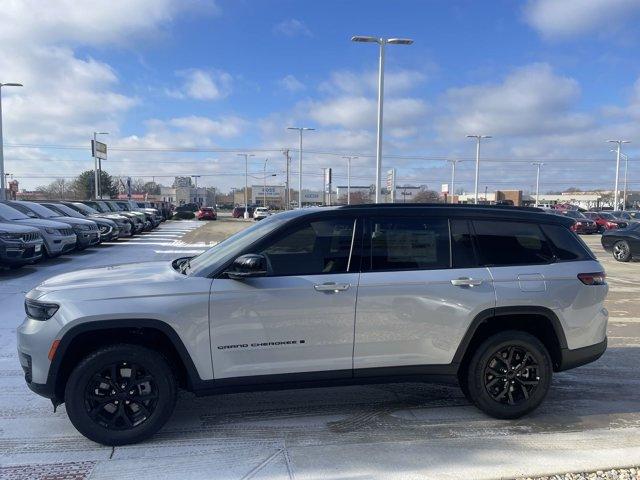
[210,215,361,380]
[353,216,495,372]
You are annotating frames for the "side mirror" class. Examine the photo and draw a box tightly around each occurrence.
[225,253,269,280]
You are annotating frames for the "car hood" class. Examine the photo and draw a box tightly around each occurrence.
[0,221,40,233]
[12,218,72,229]
[52,216,96,227]
[29,261,182,297]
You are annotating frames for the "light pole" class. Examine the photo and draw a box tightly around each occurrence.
[237,153,255,218]
[191,175,201,205]
[466,135,491,204]
[351,36,413,203]
[342,156,357,205]
[287,126,314,209]
[608,140,630,210]
[0,83,23,201]
[446,159,462,204]
[283,149,291,209]
[263,158,269,207]
[622,153,629,210]
[93,131,108,199]
[531,162,544,207]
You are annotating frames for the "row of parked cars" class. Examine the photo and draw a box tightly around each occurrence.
[0,199,164,269]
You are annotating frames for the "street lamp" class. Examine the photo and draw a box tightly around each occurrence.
[237,153,255,218]
[611,149,630,210]
[342,156,357,205]
[263,158,269,207]
[0,82,23,201]
[446,159,462,204]
[608,140,630,210]
[191,175,201,205]
[287,127,314,209]
[351,35,414,203]
[466,135,492,204]
[531,162,544,207]
[93,131,108,199]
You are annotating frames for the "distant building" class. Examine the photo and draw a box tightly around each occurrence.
[160,177,215,206]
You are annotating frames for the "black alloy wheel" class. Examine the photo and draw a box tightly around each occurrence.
[483,345,540,406]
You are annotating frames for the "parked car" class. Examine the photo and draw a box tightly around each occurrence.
[583,211,628,233]
[601,222,640,262]
[40,202,118,242]
[111,200,154,230]
[196,206,217,220]
[232,205,253,218]
[611,211,640,224]
[134,201,162,226]
[555,210,598,234]
[80,201,140,235]
[0,222,43,267]
[64,202,132,238]
[19,204,607,445]
[99,200,146,233]
[7,201,100,250]
[253,206,271,221]
[0,202,76,257]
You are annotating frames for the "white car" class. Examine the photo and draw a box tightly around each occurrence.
[253,207,271,221]
[18,204,608,445]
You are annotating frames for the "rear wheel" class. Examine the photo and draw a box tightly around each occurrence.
[613,240,632,262]
[462,331,552,419]
[65,344,177,446]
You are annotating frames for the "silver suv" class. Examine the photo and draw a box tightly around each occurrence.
[17,205,608,445]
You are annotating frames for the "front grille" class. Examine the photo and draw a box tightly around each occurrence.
[89,224,99,230]
[59,228,74,236]
[20,232,40,242]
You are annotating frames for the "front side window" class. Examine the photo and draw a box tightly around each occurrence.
[365,217,449,272]
[473,220,554,266]
[451,219,478,268]
[261,218,355,276]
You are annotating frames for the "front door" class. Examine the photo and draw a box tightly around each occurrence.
[210,216,360,380]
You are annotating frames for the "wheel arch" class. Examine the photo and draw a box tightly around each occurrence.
[48,319,203,403]
[453,306,567,375]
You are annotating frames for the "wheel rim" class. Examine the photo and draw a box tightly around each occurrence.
[483,346,540,406]
[84,361,159,430]
[613,242,629,260]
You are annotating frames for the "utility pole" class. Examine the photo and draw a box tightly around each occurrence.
[283,149,291,209]
[608,140,630,210]
[531,162,544,207]
[342,156,357,205]
[263,158,268,207]
[287,127,315,209]
[467,135,491,204]
[351,36,413,203]
[237,153,255,218]
[446,159,462,204]
[0,82,23,201]
[92,131,108,199]
[622,153,629,210]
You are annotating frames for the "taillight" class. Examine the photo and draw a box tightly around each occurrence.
[570,223,577,231]
[607,222,617,228]
[578,272,606,285]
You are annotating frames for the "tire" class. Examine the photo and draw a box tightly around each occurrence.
[613,240,632,262]
[64,344,177,446]
[598,226,605,234]
[463,331,552,419]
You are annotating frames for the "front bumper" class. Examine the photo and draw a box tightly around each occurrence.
[45,234,77,255]
[557,338,607,371]
[0,241,44,264]
[76,230,100,247]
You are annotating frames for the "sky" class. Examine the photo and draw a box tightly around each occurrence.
[1,0,640,195]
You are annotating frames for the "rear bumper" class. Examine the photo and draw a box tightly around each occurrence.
[557,337,607,371]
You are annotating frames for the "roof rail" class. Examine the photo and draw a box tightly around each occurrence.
[337,203,544,212]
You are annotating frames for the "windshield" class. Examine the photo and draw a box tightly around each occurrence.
[561,210,586,219]
[115,202,131,211]
[600,212,615,220]
[186,211,298,277]
[43,203,84,218]
[0,203,31,220]
[83,201,108,213]
[72,202,99,215]
[21,202,59,219]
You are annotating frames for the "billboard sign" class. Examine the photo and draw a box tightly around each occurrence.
[441,183,449,194]
[91,140,107,160]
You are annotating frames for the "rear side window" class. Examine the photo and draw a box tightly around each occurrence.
[540,224,593,261]
[473,220,554,266]
[366,217,449,271]
[450,219,478,268]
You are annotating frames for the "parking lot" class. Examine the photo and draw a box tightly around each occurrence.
[1,221,639,480]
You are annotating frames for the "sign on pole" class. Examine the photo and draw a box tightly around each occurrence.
[91,140,107,160]
[386,169,396,202]
[441,183,449,194]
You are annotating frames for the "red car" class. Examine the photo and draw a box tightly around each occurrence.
[583,211,628,233]
[556,210,598,234]
[196,207,217,221]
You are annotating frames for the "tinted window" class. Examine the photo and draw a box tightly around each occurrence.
[261,218,355,276]
[451,219,478,268]
[540,224,593,261]
[0,203,30,220]
[366,217,449,272]
[473,220,554,266]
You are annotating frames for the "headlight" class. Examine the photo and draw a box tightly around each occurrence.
[44,227,57,234]
[25,299,59,321]
[0,232,21,240]
[73,224,91,231]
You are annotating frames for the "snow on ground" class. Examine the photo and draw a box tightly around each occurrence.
[0,223,639,480]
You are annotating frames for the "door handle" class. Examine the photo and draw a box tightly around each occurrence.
[450,277,483,287]
[314,282,350,293]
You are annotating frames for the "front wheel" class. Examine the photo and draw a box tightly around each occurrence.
[613,240,632,262]
[65,344,177,446]
[462,331,552,419]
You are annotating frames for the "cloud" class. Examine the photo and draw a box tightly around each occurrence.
[524,0,640,38]
[320,68,427,96]
[168,69,233,100]
[279,75,306,93]
[435,63,593,139]
[273,19,312,37]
